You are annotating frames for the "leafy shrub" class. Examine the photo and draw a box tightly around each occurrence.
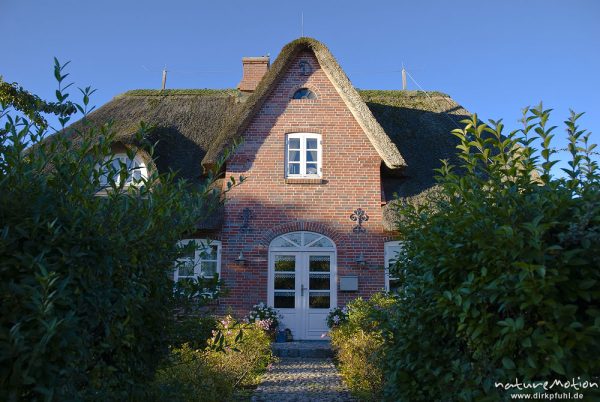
[246,302,281,333]
[151,344,234,402]
[0,61,236,401]
[329,293,395,401]
[385,106,600,401]
[153,316,274,401]
[168,316,218,350]
[205,315,274,388]
[326,306,348,328]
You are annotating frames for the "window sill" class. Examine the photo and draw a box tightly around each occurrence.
[285,178,325,185]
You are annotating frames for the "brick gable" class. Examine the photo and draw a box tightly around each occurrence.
[220,50,386,313]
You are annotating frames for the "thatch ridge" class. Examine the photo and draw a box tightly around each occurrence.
[201,37,407,170]
[123,89,240,97]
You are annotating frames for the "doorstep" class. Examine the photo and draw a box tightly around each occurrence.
[271,341,333,358]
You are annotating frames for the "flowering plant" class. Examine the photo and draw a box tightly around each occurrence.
[326,306,348,328]
[246,302,280,332]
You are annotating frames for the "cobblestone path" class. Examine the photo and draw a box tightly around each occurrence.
[251,357,355,402]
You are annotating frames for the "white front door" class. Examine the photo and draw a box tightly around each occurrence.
[267,232,337,340]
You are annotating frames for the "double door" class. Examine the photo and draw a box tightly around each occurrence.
[268,251,336,340]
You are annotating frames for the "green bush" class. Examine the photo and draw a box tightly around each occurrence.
[204,316,274,388]
[329,293,395,401]
[151,344,235,402]
[153,316,274,401]
[169,316,218,350]
[385,106,600,401]
[0,61,234,401]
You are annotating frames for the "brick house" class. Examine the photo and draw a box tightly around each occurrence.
[72,38,469,340]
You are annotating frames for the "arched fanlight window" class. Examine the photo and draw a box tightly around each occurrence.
[291,88,317,100]
[98,153,148,187]
[269,231,334,249]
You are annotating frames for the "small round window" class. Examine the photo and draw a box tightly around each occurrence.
[292,88,317,100]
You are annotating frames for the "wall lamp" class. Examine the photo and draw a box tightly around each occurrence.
[235,251,247,264]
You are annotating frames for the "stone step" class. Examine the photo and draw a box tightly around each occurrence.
[271,341,334,358]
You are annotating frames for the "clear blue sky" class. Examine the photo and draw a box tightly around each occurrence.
[2,0,599,173]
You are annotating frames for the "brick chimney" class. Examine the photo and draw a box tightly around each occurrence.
[237,56,270,92]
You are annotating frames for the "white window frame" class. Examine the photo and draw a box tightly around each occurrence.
[285,133,322,178]
[174,239,222,282]
[98,153,148,187]
[384,241,403,292]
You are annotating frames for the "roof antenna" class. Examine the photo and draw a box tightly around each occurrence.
[161,66,167,90]
[401,63,407,91]
[301,12,304,37]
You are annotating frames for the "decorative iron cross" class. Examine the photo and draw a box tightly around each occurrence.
[350,208,369,233]
[240,207,253,233]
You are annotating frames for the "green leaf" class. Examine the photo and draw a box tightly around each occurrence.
[502,357,516,370]
[579,279,596,290]
[550,361,566,375]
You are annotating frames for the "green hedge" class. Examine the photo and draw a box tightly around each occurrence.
[0,60,229,401]
[384,106,600,401]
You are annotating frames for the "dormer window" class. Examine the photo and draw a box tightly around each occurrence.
[99,153,148,187]
[286,133,322,178]
[292,88,316,100]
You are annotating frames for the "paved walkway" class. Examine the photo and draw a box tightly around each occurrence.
[251,357,355,402]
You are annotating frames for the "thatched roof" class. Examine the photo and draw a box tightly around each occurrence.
[61,40,470,232]
[202,37,406,170]
[64,89,248,185]
[360,90,470,230]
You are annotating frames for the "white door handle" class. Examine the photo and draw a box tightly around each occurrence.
[301,284,306,296]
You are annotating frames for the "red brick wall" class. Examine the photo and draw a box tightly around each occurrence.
[221,50,386,314]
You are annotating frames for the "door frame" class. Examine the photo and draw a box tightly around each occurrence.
[267,231,337,340]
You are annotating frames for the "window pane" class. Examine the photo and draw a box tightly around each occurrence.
[274,292,295,308]
[309,256,330,272]
[274,273,295,289]
[132,168,142,181]
[306,138,318,149]
[179,244,195,260]
[288,150,300,162]
[309,274,330,290]
[289,138,300,149]
[200,244,218,259]
[111,160,122,183]
[285,232,302,246]
[306,150,317,162]
[309,292,330,308]
[271,237,296,247]
[292,88,316,99]
[306,164,318,175]
[201,261,217,277]
[302,232,321,246]
[311,237,333,248]
[288,163,300,175]
[178,261,195,277]
[274,256,295,272]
